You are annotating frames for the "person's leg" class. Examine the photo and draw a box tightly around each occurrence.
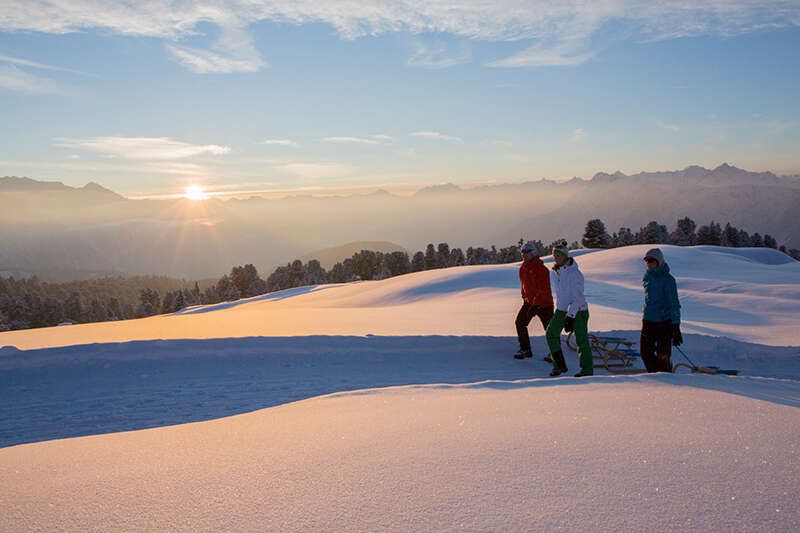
[640,320,659,373]
[655,321,674,372]
[574,310,593,375]
[537,306,554,332]
[515,302,535,352]
[545,310,567,371]
[536,306,555,362]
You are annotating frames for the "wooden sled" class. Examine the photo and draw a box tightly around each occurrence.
[566,332,647,374]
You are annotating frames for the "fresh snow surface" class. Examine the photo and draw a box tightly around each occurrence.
[2,377,799,531]
[0,245,799,531]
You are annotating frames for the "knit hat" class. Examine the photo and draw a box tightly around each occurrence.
[643,248,664,265]
[520,241,537,254]
[552,239,569,259]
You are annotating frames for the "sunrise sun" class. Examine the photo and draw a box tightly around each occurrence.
[184,185,207,201]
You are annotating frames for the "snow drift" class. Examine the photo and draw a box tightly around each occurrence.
[1,245,798,531]
[1,245,798,350]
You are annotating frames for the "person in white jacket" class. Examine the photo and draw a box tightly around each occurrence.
[545,241,593,377]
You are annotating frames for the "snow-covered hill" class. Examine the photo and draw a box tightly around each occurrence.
[2,245,798,350]
[1,245,799,531]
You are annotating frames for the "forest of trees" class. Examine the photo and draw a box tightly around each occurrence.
[580,217,796,252]
[1,216,796,332]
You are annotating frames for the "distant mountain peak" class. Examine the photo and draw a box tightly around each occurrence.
[0,176,69,191]
[591,170,626,182]
[82,181,122,197]
[414,183,462,196]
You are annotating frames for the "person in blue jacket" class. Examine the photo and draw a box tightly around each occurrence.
[641,248,682,372]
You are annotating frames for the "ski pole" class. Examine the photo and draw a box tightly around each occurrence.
[674,346,697,368]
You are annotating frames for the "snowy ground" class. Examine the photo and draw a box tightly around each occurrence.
[1,245,799,531]
[2,245,798,350]
[2,377,799,531]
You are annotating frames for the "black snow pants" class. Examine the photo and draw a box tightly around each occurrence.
[516,302,554,352]
[640,319,674,373]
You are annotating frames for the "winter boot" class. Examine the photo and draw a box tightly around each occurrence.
[573,371,592,377]
[543,355,553,364]
[549,350,568,377]
[514,348,532,360]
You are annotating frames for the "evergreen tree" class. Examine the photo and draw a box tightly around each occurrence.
[302,259,328,285]
[737,229,751,247]
[424,244,438,269]
[384,251,412,276]
[230,264,262,297]
[696,222,723,245]
[722,223,740,247]
[614,227,635,247]
[636,221,669,244]
[582,219,611,248]
[449,248,465,267]
[161,291,175,313]
[436,243,451,267]
[669,217,696,246]
[137,288,160,317]
[764,234,778,248]
[411,251,426,272]
[64,291,84,322]
[750,232,764,247]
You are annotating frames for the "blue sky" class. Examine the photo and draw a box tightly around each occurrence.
[1,1,799,196]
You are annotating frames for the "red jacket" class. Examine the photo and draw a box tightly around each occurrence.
[519,257,553,307]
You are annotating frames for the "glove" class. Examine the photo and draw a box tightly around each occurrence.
[672,324,683,347]
[564,316,575,333]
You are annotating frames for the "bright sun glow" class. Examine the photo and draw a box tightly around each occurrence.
[184,185,207,201]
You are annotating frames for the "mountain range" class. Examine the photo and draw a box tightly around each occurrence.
[1,164,797,280]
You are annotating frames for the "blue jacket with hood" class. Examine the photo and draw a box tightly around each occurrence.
[642,262,681,325]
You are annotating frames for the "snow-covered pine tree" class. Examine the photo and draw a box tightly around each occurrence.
[670,217,696,246]
[411,251,426,272]
[636,221,669,244]
[582,219,611,248]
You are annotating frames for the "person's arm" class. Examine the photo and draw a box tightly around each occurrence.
[534,264,551,304]
[667,275,681,325]
[668,274,683,346]
[557,270,574,315]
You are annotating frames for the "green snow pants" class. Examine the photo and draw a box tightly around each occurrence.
[546,309,593,374]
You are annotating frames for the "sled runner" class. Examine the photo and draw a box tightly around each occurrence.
[566,333,740,376]
[566,333,646,374]
[672,346,739,376]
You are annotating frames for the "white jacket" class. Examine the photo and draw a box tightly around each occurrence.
[553,259,588,318]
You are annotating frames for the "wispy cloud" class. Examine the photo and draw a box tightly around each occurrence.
[412,131,464,143]
[55,136,231,160]
[3,2,797,71]
[406,39,471,69]
[261,139,298,147]
[568,128,586,144]
[0,52,84,93]
[278,162,357,179]
[0,63,59,93]
[146,161,210,176]
[166,24,264,73]
[0,53,84,74]
[658,121,681,132]
[322,136,381,145]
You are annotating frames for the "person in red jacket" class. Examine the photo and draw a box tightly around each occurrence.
[514,241,555,359]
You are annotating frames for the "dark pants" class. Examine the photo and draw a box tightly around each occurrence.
[516,303,554,352]
[640,320,673,373]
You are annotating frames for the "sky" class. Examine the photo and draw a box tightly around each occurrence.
[1,1,799,197]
